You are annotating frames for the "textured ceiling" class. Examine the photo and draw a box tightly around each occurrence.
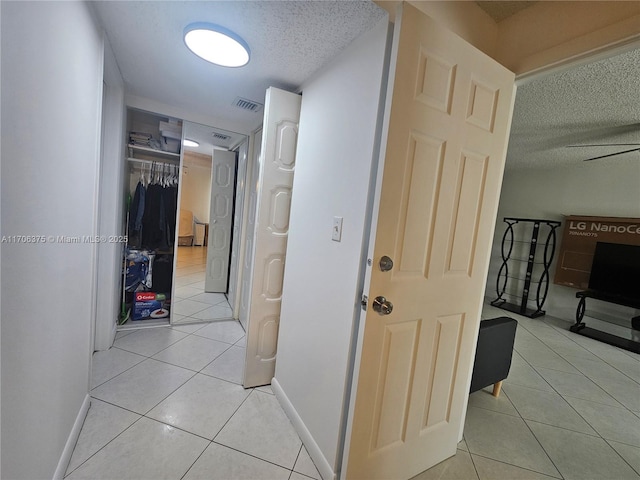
[507,47,640,169]
[93,1,639,169]
[92,1,386,135]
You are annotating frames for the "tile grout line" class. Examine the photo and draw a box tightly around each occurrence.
[468,452,565,480]
[602,437,640,477]
[513,329,627,446]
[470,383,566,478]
[512,328,629,417]
[289,444,304,480]
[465,445,482,480]
[528,316,640,387]
[517,416,565,479]
[90,346,148,390]
[505,313,640,477]
[500,383,601,438]
[63,405,147,478]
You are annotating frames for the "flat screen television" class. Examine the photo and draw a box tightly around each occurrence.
[588,242,640,302]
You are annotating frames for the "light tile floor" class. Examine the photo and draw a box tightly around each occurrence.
[67,320,321,480]
[413,303,640,480]
[67,304,640,479]
[172,246,233,324]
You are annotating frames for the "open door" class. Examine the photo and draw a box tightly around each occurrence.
[344,4,515,479]
[243,87,301,388]
[239,128,262,332]
[204,150,236,293]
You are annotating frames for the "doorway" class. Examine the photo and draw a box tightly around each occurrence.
[172,121,248,325]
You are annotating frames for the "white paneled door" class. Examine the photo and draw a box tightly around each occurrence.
[204,150,236,293]
[344,4,515,479]
[227,140,248,314]
[239,128,262,332]
[243,88,301,388]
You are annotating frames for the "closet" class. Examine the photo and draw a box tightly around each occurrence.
[119,108,183,328]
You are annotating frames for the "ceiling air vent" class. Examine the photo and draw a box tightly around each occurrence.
[233,96,263,113]
[211,132,231,141]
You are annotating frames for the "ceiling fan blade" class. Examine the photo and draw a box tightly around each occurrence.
[583,147,640,162]
[567,143,640,147]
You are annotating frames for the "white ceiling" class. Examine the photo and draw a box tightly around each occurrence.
[93,0,386,139]
[92,1,640,168]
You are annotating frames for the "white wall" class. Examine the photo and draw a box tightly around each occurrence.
[274,17,390,478]
[0,2,104,478]
[180,161,212,223]
[487,158,640,321]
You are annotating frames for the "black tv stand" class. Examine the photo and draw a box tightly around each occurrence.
[570,290,640,354]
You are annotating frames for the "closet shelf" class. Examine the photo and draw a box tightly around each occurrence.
[128,144,180,161]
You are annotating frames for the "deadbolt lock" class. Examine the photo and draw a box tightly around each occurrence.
[379,255,394,272]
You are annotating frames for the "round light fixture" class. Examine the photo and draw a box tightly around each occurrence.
[183,139,199,148]
[184,23,250,67]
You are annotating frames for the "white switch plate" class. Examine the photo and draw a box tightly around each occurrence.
[332,216,343,242]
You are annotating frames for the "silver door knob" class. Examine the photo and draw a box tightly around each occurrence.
[372,296,393,315]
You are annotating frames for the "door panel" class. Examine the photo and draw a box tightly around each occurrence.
[204,150,236,293]
[345,4,515,479]
[243,87,301,388]
[227,141,248,314]
[239,129,262,331]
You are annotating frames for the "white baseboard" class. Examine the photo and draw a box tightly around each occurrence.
[53,394,91,480]
[271,378,337,480]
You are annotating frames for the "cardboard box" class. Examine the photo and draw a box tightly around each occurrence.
[133,292,170,320]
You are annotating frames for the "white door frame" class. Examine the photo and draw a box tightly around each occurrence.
[94,38,126,351]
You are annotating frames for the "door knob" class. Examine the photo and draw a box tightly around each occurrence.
[372,296,393,315]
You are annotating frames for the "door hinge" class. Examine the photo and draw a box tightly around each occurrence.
[361,294,368,311]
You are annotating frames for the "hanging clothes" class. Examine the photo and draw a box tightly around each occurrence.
[128,180,146,248]
[142,182,165,249]
[129,161,179,251]
[162,184,178,247]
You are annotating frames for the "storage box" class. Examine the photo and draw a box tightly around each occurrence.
[133,292,170,320]
[161,137,180,153]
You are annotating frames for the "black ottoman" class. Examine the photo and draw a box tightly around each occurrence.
[470,316,517,397]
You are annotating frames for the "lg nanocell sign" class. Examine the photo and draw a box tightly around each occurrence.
[555,216,640,289]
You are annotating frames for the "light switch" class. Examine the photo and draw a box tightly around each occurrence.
[332,216,343,242]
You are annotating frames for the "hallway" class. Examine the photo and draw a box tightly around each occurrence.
[67,320,321,479]
[172,246,233,324]
[66,303,640,479]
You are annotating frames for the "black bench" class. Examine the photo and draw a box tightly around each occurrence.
[470,317,518,398]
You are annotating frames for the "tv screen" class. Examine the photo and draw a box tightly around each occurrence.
[588,242,640,301]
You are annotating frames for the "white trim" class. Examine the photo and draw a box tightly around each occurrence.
[272,378,336,480]
[339,8,401,478]
[515,36,640,86]
[94,33,125,351]
[53,395,91,480]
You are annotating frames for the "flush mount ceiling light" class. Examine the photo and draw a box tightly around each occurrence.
[183,139,199,148]
[184,23,250,67]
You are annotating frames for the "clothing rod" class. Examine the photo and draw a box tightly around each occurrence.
[127,157,179,166]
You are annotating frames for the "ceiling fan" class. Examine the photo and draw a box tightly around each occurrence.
[566,143,640,162]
